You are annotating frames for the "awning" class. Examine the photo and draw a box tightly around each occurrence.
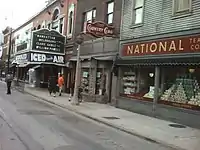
[18,63,29,67]
[32,65,41,69]
[70,55,92,61]
[70,55,114,61]
[11,60,17,64]
[93,56,114,61]
[116,57,200,66]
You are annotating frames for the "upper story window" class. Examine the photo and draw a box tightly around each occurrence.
[59,18,64,34]
[132,0,144,25]
[106,1,114,24]
[67,3,75,38]
[52,8,60,21]
[69,11,73,34]
[37,25,41,30]
[173,0,192,15]
[51,8,64,34]
[85,8,96,23]
[82,8,96,31]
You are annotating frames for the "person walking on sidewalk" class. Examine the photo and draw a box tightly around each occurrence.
[58,74,64,96]
[5,72,13,95]
[68,80,75,101]
[48,76,57,97]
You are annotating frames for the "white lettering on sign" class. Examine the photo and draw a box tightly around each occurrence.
[31,53,46,62]
[31,53,64,63]
[16,54,27,61]
[53,56,64,63]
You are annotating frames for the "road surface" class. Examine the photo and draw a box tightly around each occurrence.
[0,83,175,150]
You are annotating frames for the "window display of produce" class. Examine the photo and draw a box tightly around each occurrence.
[81,71,89,93]
[122,72,137,95]
[161,76,200,107]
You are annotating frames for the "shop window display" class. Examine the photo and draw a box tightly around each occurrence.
[122,71,137,95]
[81,69,89,93]
[96,69,102,95]
[120,67,156,101]
[160,67,200,110]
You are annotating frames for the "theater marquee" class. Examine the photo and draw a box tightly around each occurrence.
[122,34,200,56]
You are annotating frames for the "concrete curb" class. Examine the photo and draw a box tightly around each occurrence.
[24,90,184,150]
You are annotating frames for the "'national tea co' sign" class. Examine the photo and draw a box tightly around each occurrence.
[85,21,115,38]
[122,34,200,56]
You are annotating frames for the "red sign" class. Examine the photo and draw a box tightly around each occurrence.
[85,21,115,38]
[122,34,200,56]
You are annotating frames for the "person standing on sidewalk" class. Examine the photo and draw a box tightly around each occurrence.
[58,74,64,96]
[68,80,75,101]
[48,76,57,97]
[5,72,13,95]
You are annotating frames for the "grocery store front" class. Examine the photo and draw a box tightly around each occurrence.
[116,33,200,128]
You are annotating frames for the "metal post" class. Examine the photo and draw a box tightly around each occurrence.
[153,66,160,113]
[72,44,81,105]
[7,29,12,73]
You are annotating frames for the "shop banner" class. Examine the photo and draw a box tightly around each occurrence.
[32,29,65,54]
[122,34,200,56]
[84,21,115,38]
[30,52,64,64]
[16,53,29,64]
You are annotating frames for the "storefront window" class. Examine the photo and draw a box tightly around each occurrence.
[81,69,89,93]
[160,66,200,110]
[120,67,155,101]
[96,69,102,95]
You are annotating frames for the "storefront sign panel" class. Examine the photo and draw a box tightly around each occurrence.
[16,53,30,64]
[85,21,115,38]
[32,29,65,53]
[30,52,64,64]
[122,34,200,56]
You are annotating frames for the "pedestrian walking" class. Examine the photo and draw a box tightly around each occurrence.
[5,73,13,95]
[48,76,57,97]
[58,74,64,96]
[68,80,75,101]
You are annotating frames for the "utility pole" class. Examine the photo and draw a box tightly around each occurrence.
[7,28,12,74]
[71,34,84,105]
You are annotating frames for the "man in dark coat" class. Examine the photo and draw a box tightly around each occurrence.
[5,73,13,95]
[48,76,57,97]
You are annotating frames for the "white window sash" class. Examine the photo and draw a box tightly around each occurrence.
[107,2,114,14]
[133,0,144,24]
[174,0,191,12]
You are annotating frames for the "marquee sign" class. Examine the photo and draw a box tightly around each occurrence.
[32,29,65,53]
[122,34,200,57]
[30,52,64,64]
[85,21,115,38]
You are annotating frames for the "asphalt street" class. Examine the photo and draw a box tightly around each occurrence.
[0,83,176,150]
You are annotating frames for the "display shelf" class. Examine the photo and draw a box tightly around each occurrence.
[122,72,137,95]
[161,76,200,109]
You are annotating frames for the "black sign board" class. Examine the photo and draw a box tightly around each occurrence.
[32,29,65,53]
[30,52,65,64]
[17,43,27,52]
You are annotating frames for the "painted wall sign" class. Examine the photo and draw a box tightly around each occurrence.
[30,52,64,64]
[32,29,65,53]
[85,21,115,38]
[122,34,200,56]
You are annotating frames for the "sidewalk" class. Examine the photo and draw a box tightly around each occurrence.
[24,85,200,150]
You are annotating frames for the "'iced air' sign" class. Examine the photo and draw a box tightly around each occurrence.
[30,53,64,64]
